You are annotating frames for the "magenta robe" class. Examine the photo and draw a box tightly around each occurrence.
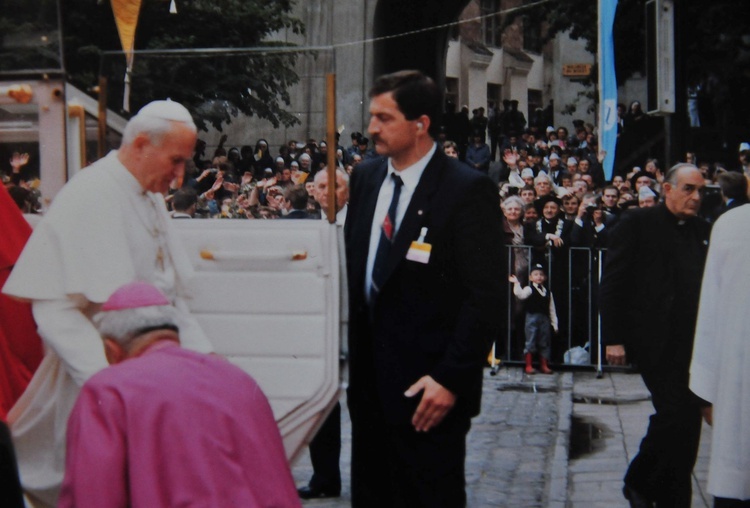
[59,342,300,507]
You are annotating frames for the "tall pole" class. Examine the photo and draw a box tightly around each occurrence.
[325,73,337,224]
[97,76,108,160]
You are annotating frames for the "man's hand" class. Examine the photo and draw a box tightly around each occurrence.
[701,405,713,426]
[502,150,518,167]
[547,234,564,248]
[210,174,224,192]
[605,344,627,365]
[10,152,29,173]
[577,201,588,220]
[405,375,456,432]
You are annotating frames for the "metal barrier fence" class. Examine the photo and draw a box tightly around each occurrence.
[499,244,611,375]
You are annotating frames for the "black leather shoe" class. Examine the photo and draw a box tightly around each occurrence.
[623,485,654,508]
[297,485,341,499]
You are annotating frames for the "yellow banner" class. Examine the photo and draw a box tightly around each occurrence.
[111,0,142,65]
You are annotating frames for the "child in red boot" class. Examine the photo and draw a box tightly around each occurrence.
[509,264,558,374]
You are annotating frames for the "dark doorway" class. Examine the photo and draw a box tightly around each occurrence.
[373,0,471,90]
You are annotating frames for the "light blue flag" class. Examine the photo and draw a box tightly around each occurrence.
[599,0,618,180]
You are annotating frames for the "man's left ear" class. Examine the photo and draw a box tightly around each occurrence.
[417,116,430,133]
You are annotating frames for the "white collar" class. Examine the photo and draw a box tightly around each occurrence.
[387,143,437,194]
[107,150,147,196]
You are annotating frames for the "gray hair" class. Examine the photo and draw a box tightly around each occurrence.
[534,173,553,185]
[122,100,197,146]
[314,167,350,185]
[664,163,700,185]
[501,195,525,211]
[94,305,179,347]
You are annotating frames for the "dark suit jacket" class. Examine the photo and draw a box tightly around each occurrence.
[345,149,505,425]
[281,209,313,219]
[599,205,710,371]
[570,220,609,248]
[720,197,749,216]
[523,217,573,249]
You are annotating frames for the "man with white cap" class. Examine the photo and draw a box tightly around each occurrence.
[638,185,659,208]
[566,156,579,174]
[58,281,299,508]
[546,152,564,185]
[3,100,214,507]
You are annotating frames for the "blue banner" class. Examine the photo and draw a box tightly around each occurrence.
[599,0,618,180]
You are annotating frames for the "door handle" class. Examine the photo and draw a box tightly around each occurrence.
[200,249,308,261]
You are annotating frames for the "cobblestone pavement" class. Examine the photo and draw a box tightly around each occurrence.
[293,367,564,507]
[292,367,712,507]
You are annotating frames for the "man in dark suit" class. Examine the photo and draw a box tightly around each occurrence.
[280,184,313,219]
[345,70,505,507]
[599,164,711,508]
[716,170,749,217]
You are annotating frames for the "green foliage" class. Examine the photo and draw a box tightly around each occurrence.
[61,0,305,131]
[0,0,62,72]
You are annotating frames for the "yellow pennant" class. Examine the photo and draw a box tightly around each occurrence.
[110,0,142,67]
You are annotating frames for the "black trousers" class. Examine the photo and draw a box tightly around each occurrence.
[348,386,471,508]
[715,498,750,508]
[307,402,342,492]
[0,421,24,508]
[625,366,703,508]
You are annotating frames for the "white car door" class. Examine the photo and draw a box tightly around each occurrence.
[174,218,345,461]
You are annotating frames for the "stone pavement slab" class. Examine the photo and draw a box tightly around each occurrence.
[570,371,712,508]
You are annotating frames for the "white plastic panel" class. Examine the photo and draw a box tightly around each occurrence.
[174,219,342,461]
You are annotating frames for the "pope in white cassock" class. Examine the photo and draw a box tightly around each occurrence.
[2,100,214,507]
[689,204,750,505]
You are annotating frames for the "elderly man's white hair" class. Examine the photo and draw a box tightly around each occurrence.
[314,167,349,185]
[534,172,553,185]
[94,305,179,347]
[122,99,197,146]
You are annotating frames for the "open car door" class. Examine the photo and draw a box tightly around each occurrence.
[174,218,345,461]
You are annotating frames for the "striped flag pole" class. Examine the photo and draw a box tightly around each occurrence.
[598,0,619,180]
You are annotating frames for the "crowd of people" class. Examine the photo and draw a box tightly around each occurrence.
[2,80,749,507]
[107,103,745,369]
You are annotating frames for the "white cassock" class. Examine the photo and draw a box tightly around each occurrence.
[2,151,213,507]
[689,204,750,501]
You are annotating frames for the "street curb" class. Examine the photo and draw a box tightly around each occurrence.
[546,371,573,508]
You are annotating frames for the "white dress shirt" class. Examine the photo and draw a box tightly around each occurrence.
[365,143,436,298]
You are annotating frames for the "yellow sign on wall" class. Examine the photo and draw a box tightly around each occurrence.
[562,64,593,77]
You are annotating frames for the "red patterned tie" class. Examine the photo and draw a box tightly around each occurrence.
[370,173,404,299]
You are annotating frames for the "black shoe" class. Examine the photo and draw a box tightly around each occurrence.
[623,485,654,508]
[297,485,341,499]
